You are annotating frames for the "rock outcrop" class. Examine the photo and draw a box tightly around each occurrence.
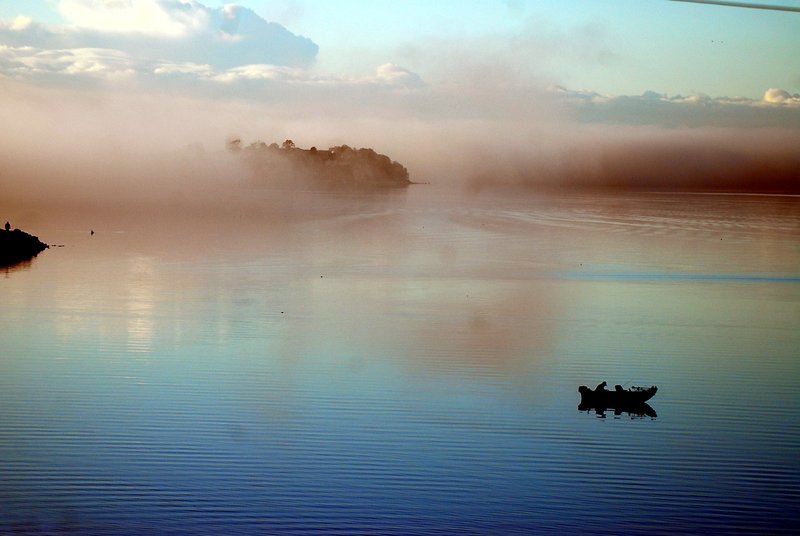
[0,228,49,266]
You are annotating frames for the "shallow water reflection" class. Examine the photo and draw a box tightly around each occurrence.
[1,190,799,534]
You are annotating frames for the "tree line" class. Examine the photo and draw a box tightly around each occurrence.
[227,138,411,188]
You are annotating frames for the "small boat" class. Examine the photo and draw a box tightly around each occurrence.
[578,384,658,418]
[578,384,658,406]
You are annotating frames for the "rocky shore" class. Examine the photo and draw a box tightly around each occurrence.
[0,228,49,266]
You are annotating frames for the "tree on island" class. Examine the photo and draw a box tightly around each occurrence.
[228,138,411,188]
[226,136,242,153]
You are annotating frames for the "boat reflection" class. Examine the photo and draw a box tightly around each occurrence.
[578,401,657,419]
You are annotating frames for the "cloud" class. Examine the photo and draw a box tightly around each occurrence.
[0,45,138,80]
[211,63,301,82]
[0,1,318,70]
[205,62,426,95]
[373,63,426,88]
[396,15,616,94]
[0,2,431,97]
[9,15,33,31]
[58,0,203,36]
[763,87,800,105]
[7,2,792,131]
[0,40,426,105]
[560,87,800,129]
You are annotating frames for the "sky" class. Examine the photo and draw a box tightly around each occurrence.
[0,0,799,204]
[2,0,798,96]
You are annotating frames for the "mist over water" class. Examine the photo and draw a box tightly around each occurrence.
[3,1,800,532]
[2,79,799,223]
[2,31,800,536]
[2,67,800,535]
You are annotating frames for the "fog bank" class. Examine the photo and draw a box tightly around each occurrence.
[2,79,799,222]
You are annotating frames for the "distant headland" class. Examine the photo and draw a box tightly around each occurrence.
[0,223,49,266]
[228,138,412,188]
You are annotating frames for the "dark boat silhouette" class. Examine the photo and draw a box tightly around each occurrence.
[578,384,658,418]
[579,384,657,404]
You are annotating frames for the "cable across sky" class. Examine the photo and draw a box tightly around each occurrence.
[668,0,800,12]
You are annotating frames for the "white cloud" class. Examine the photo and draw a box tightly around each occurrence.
[1,1,796,136]
[0,1,319,69]
[0,35,427,97]
[152,61,213,77]
[212,64,300,82]
[373,63,426,88]
[58,0,201,36]
[560,88,800,129]
[10,15,33,31]
[60,48,137,78]
[206,63,427,96]
[763,87,800,105]
[0,44,136,80]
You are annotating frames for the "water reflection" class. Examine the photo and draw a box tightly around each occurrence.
[0,190,798,534]
[579,401,658,419]
[2,257,36,275]
[126,257,156,354]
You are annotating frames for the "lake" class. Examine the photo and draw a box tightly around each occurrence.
[2,187,799,534]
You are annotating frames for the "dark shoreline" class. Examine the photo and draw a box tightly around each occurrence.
[0,228,49,266]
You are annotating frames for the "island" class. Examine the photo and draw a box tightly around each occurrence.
[0,226,49,266]
[228,138,412,188]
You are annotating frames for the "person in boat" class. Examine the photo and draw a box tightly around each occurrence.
[594,381,608,393]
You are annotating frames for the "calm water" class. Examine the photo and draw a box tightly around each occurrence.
[2,189,799,534]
